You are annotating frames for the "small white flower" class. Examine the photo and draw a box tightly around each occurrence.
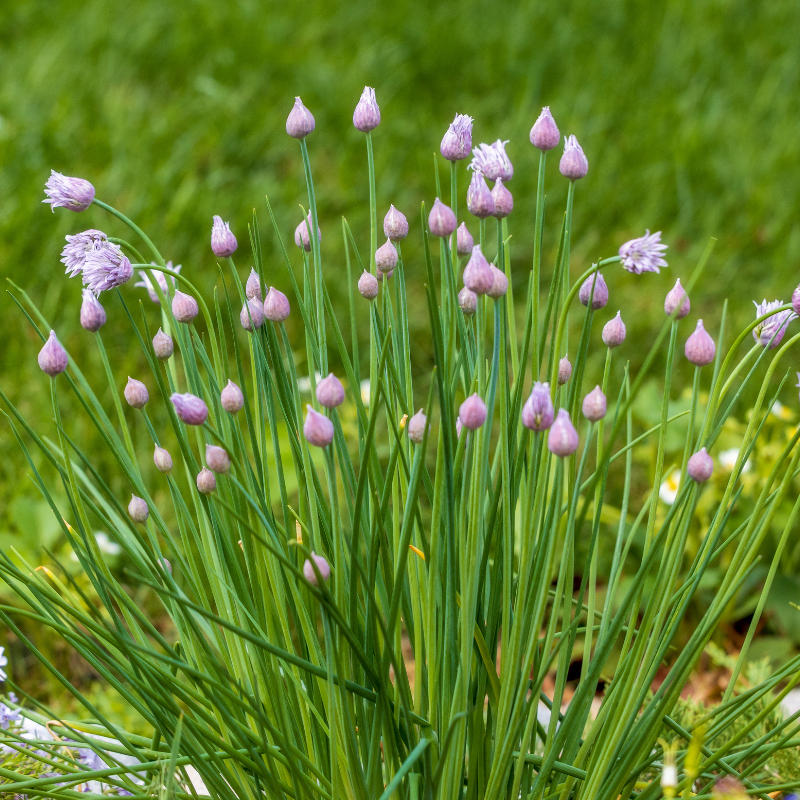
[770,400,793,421]
[659,470,682,505]
[360,378,371,407]
[95,532,122,556]
[718,447,752,474]
[0,647,6,681]
[296,372,322,394]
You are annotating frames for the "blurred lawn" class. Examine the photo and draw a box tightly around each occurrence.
[2,0,800,679]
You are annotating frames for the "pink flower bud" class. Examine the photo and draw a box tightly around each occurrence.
[456,417,463,439]
[124,377,149,409]
[316,373,345,408]
[153,328,174,360]
[172,291,199,324]
[466,170,495,219]
[358,270,379,300]
[304,405,334,447]
[559,135,589,180]
[486,266,509,299]
[440,114,473,162]
[685,320,716,366]
[353,86,380,132]
[459,286,477,315]
[463,245,494,295]
[211,216,237,258]
[294,213,321,251]
[196,467,216,495]
[378,269,393,282]
[264,287,290,322]
[153,445,173,474]
[286,97,315,139]
[428,198,457,238]
[221,379,245,414]
[582,385,607,422]
[80,289,106,332]
[38,330,68,376]
[490,178,513,219]
[384,205,408,241]
[687,447,713,482]
[375,239,398,273]
[558,356,572,385]
[579,273,608,310]
[240,298,264,332]
[547,409,579,456]
[159,557,172,575]
[303,551,331,585]
[128,495,149,523]
[459,393,487,430]
[456,223,474,257]
[664,279,690,318]
[171,393,208,425]
[408,409,427,444]
[602,311,626,348]
[206,444,231,474]
[245,268,263,302]
[522,382,554,431]
[530,107,560,151]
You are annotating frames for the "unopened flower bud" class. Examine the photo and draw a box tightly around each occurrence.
[294,213,321,251]
[159,557,172,575]
[530,107,560,151]
[245,268,262,302]
[456,223,474,256]
[408,409,427,444]
[665,279,690,318]
[240,298,264,332]
[384,205,408,241]
[456,417,463,439]
[687,447,713,482]
[548,409,579,456]
[286,97,315,139]
[712,776,746,800]
[124,377,149,409]
[353,86,380,132]
[358,270,379,300]
[467,170,495,218]
[80,289,106,331]
[582,386,607,422]
[459,286,477,315]
[128,495,149,523]
[317,373,345,408]
[491,179,513,218]
[38,330,69,376]
[172,291,199,324]
[440,114,473,161]
[211,216,237,258]
[153,445,173,474]
[304,405,334,447]
[602,311,626,348]
[459,393,487,430]
[153,328,174,360]
[685,320,716,366]
[303,551,331,585]
[221,379,244,413]
[171,393,209,425]
[463,245,494,295]
[559,135,589,180]
[522,382,554,431]
[375,239,398,273]
[264,287,290,322]
[196,467,216,495]
[558,356,572,385]
[428,198,457,238]
[486,266,509,299]
[579,273,608,310]
[206,444,231,474]
[378,269,393,282]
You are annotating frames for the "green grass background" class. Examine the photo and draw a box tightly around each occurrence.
[2,0,800,697]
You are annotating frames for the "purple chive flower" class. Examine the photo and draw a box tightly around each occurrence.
[547,409,579,456]
[578,272,608,310]
[153,445,173,474]
[43,170,95,212]
[358,270,379,300]
[487,266,509,299]
[303,551,331,585]
[353,86,380,132]
[124,377,149,409]
[206,444,231,474]
[81,245,133,294]
[466,170,495,218]
[0,703,21,730]
[797,372,800,404]
[463,245,494,295]
[295,213,322,251]
[197,468,217,495]
[619,230,668,274]
[38,331,69,376]
[211,216,237,258]
[61,230,109,277]
[240,298,265,332]
[286,97,315,139]
[522,382,555,431]
[456,223,474,256]
[304,405,335,447]
[440,114,474,161]
[134,262,181,303]
[375,239,399,273]
[530,107,560,151]
[428,198,457,237]
[559,135,589,180]
[128,495,149,523]
[80,288,106,332]
[602,311,627,348]
[384,205,409,241]
[408,409,427,444]
[470,140,513,182]
[221,379,245,413]
[491,179,514,218]
[664,278,691,319]
[558,356,572,385]
[264,287,291,322]
[317,373,345,408]
[171,393,209,425]
[752,299,797,349]
[459,286,477,316]
[582,386,607,422]
[172,290,199,323]
[246,268,263,302]
[459,393,487,430]
[687,448,714,483]
[792,284,800,316]
[685,320,716,366]
[153,328,174,360]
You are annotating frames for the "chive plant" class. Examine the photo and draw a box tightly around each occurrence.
[2,91,800,800]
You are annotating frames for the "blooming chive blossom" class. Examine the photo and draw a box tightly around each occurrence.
[353,86,380,132]
[792,283,800,316]
[211,216,237,258]
[522,382,554,431]
[578,272,608,310]
[466,170,495,218]
[134,262,182,303]
[559,135,589,180]
[171,393,209,425]
[286,97,315,138]
[61,230,109,277]
[38,330,69,376]
[80,289,107,331]
[81,247,133,294]
[440,114,473,161]
[619,230,668,274]
[547,409,579,456]
[752,299,797,349]
[43,170,95,212]
[469,140,513,182]
[0,647,7,681]
[530,107,560,151]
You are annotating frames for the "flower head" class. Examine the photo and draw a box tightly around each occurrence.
[466,170,495,218]
[469,140,513,182]
[578,272,608,310]
[246,268,263,302]
[38,330,69,376]
[530,107,560,151]
[491,179,513,218]
[792,283,800,317]
[358,270,379,301]
[197,468,217,495]
[80,289,106,332]
[221,379,245,414]
[124,377,149,409]
[206,444,231,474]
[459,393,487,430]
[687,447,714,483]
[0,648,8,682]
[522,382,554,431]
[286,97,315,139]
[548,409,579,456]
[463,245,494,295]
[428,198,457,237]
[456,223,474,256]
[171,392,209,425]
[664,278,690,318]
[558,356,572,385]
[375,239,399,273]
[172,290,199,323]
[582,386,607,422]
[134,262,182,303]
[619,230,668,274]
[128,495,149,523]
[43,170,95,212]
[240,298,265,332]
[458,286,477,316]
[602,311,626,348]
[303,551,331,585]
[211,216,237,258]
[486,266,509,299]
[152,328,174,360]
[559,135,589,180]
[384,205,408,241]
[264,287,291,322]
[408,409,427,444]
[304,405,334,447]
[353,86,380,132]
[752,299,797,349]
[685,320,716,366]
[440,114,473,161]
[79,243,133,294]
[153,445,173,474]
[61,230,109,277]
[295,212,321,251]
[317,373,345,408]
